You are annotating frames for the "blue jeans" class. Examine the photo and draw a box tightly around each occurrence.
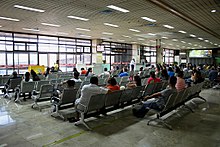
[143,99,161,111]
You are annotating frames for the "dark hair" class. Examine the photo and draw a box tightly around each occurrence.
[30,69,40,81]
[124,68,128,72]
[168,67,173,72]
[177,71,184,78]
[108,77,117,86]
[81,68,84,70]
[73,67,78,72]
[104,68,108,71]
[150,71,156,78]
[140,67,143,71]
[12,71,18,77]
[90,76,98,85]
[169,76,177,87]
[134,75,141,86]
[67,80,75,87]
[24,72,31,82]
[161,69,169,80]
[85,68,92,76]
[74,72,80,79]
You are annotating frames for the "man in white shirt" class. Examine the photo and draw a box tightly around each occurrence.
[130,58,136,71]
[99,68,110,78]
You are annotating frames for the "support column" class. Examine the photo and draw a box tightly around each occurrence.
[156,39,163,64]
[92,39,102,64]
[132,44,140,63]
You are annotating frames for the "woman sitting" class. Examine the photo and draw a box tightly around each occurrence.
[127,75,142,89]
[106,77,120,91]
[147,71,161,85]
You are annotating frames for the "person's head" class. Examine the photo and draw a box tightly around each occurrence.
[74,71,80,79]
[177,71,184,78]
[67,80,75,87]
[46,67,50,73]
[81,68,84,71]
[195,70,202,78]
[24,72,30,81]
[88,68,92,72]
[134,75,141,86]
[73,67,78,72]
[30,69,37,76]
[90,76,98,85]
[116,66,119,70]
[132,58,135,62]
[107,77,117,86]
[56,60,59,64]
[150,71,156,78]
[104,68,108,72]
[140,67,143,71]
[169,76,177,88]
[12,71,18,77]
[124,68,128,72]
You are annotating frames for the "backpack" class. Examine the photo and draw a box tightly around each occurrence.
[132,103,149,118]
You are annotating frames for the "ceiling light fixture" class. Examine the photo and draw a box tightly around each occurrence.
[0,16,19,21]
[189,34,196,37]
[104,23,119,28]
[204,40,209,42]
[141,17,156,22]
[198,37,204,40]
[14,5,45,12]
[76,27,90,31]
[161,36,168,39]
[0,25,2,27]
[181,41,186,43]
[148,33,156,36]
[117,39,125,42]
[214,43,218,46]
[131,42,137,44]
[172,39,178,41]
[80,34,91,38]
[67,16,89,21]
[188,43,192,45]
[211,10,216,13]
[41,23,60,27]
[122,35,131,38]
[107,5,129,13]
[178,30,187,34]
[22,28,39,32]
[129,28,140,32]
[102,32,113,35]
[137,38,144,41]
[163,25,174,29]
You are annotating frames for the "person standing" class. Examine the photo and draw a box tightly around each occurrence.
[130,58,136,71]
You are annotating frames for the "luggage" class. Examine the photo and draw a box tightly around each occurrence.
[132,103,149,118]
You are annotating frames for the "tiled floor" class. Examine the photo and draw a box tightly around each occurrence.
[0,89,220,147]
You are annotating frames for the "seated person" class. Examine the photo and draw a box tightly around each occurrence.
[71,72,82,82]
[127,75,142,89]
[30,70,40,81]
[168,67,175,77]
[209,66,218,82]
[85,68,94,77]
[69,77,110,122]
[119,68,129,77]
[80,68,87,75]
[147,71,161,84]
[175,71,186,91]
[99,68,110,78]
[192,70,204,84]
[23,72,33,82]
[106,77,120,91]
[142,76,177,112]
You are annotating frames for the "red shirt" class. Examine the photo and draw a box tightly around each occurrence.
[147,77,161,84]
[81,70,87,75]
[107,85,120,91]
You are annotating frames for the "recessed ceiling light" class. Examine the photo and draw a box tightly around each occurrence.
[104,23,119,28]
[188,43,192,45]
[107,5,129,13]
[169,44,173,46]
[176,45,180,47]
[181,41,186,43]
[161,36,168,39]
[214,43,218,46]
[189,34,196,37]
[122,35,131,38]
[0,25,2,27]
[210,42,213,44]
[80,34,91,38]
[203,47,207,48]
[178,30,187,34]
[172,39,178,41]
[117,39,125,42]
[198,37,204,40]
[14,5,45,13]
[141,17,156,22]
[148,33,156,36]
[161,42,165,44]
[41,23,60,27]
[76,27,90,31]
[129,29,140,32]
[163,25,174,29]
[204,40,209,42]
[22,28,39,32]
[211,10,216,13]
[0,16,19,21]
[67,16,89,21]
[194,44,198,46]
[137,38,144,41]
[102,32,113,35]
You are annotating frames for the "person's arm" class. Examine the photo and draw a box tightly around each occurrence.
[143,91,161,101]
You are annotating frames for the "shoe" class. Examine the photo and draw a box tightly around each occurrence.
[68,118,79,123]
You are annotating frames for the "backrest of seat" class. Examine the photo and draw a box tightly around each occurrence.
[60,89,78,105]
[47,74,57,80]
[161,81,168,90]
[174,89,185,105]
[87,94,106,112]
[163,92,178,110]
[181,87,191,102]
[120,81,128,87]
[80,81,90,89]
[35,80,50,91]
[21,81,36,93]
[153,82,163,93]
[98,78,106,86]
[141,78,148,86]
[9,78,22,89]
[39,84,54,98]
[105,90,122,107]
[119,89,133,103]
[143,83,155,96]
[38,75,46,80]
[2,76,10,85]
[74,82,82,89]
[120,76,129,83]
[131,86,144,100]
[79,76,85,81]
[114,77,121,84]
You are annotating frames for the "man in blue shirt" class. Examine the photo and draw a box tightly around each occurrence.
[119,68,129,77]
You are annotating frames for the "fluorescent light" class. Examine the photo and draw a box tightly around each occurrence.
[203,47,207,48]
[198,37,204,40]
[210,42,213,44]
[22,28,39,32]
[141,17,156,22]
[161,36,168,39]
[131,42,137,44]
[176,45,180,47]
[0,25,2,27]
[107,5,129,13]
[104,23,119,28]
[102,32,113,35]
[0,16,19,21]
[211,10,216,13]
[189,34,196,37]
[122,35,131,38]
[57,32,68,35]
[163,25,174,29]
[80,34,91,38]
[188,43,192,45]
[41,23,60,27]
[161,42,165,44]
[204,40,209,42]
[14,5,45,13]
[76,27,90,31]
[117,39,125,42]
[148,33,156,36]
[137,38,144,41]
[172,39,178,41]
[194,44,198,46]
[169,44,173,46]
[181,41,186,43]
[129,29,140,32]
[214,43,218,46]
[67,16,89,21]
[180,52,186,55]
[178,30,187,34]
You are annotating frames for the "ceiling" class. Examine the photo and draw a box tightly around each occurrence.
[0,0,219,50]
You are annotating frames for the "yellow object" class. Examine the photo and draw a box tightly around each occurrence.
[28,65,45,74]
